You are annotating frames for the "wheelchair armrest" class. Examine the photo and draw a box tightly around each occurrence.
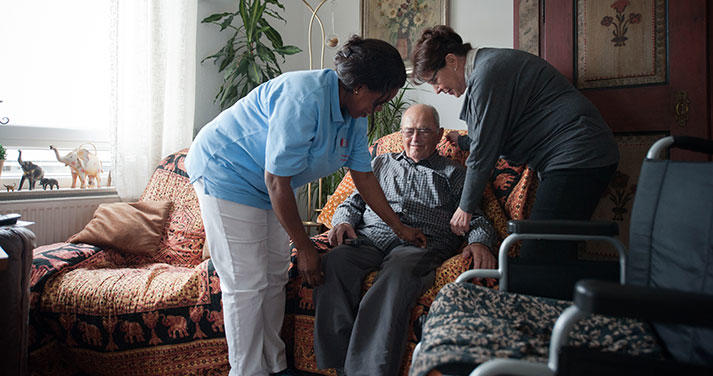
[574,279,713,327]
[457,221,625,289]
[508,220,619,237]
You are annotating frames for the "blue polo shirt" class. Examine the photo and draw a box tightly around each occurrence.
[185,69,372,209]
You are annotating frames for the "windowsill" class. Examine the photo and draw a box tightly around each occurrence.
[0,187,118,201]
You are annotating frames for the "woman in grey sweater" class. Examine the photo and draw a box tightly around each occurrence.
[411,25,619,297]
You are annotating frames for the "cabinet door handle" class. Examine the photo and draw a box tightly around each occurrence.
[673,90,690,127]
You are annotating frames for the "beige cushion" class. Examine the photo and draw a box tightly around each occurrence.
[67,201,172,256]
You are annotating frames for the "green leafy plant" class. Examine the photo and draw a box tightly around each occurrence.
[0,144,6,160]
[202,0,302,109]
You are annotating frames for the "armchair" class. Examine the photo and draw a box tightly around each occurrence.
[410,136,713,376]
[282,129,540,376]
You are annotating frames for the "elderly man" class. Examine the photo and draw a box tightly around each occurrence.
[313,104,497,376]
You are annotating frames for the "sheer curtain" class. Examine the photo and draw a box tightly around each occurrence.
[113,0,197,200]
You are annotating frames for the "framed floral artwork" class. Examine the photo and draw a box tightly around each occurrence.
[575,0,667,89]
[361,0,449,73]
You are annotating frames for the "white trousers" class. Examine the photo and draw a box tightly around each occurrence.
[194,181,290,376]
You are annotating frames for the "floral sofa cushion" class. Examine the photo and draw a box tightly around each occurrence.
[284,130,538,376]
[29,150,229,376]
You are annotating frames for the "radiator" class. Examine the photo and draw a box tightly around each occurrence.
[0,195,121,246]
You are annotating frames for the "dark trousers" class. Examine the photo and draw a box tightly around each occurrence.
[313,241,448,376]
[511,163,618,298]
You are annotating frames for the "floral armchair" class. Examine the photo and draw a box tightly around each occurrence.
[281,130,538,376]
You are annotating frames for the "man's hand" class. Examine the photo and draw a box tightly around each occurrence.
[445,130,460,145]
[450,207,472,236]
[297,245,324,286]
[461,243,496,269]
[328,223,357,246]
[395,224,427,248]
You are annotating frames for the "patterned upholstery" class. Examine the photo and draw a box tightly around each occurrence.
[28,137,537,376]
[285,130,537,376]
[140,150,206,267]
[410,283,663,376]
[317,130,471,228]
[29,150,230,375]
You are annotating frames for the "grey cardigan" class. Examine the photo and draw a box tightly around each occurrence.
[458,48,619,213]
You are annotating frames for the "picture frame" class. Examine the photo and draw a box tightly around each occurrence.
[361,0,449,73]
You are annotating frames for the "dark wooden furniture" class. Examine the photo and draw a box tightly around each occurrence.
[514,0,712,146]
[1,225,36,376]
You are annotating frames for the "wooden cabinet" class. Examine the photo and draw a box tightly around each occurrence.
[515,0,712,145]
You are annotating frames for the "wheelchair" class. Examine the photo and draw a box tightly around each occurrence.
[410,136,713,376]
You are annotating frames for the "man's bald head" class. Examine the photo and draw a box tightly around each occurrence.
[400,104,444,162]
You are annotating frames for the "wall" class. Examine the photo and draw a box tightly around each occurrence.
[194,0,234,134]
[407,1,514,129]
[194,0,513,132]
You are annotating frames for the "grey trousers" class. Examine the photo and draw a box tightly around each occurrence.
[313,241,449,376]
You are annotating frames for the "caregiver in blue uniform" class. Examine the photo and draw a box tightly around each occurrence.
[185,36,426,376]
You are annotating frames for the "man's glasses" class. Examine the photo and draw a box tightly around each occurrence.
[401,127,436,137]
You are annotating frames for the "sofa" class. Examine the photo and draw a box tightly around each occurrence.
[29,151,230,375]
[28,131,538,375]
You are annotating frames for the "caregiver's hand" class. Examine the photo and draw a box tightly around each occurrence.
[395,224,427,248]
[445,130,460,145]
[297,245,323,287]
[265,171,323,286]
[450,207,472,236]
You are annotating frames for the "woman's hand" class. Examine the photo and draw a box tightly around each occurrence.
[351,170,427,248]
[296,245,324,286]
[445,131,460,145]
[450,207,472,236]
[395,224,427,248]
[264,171,324,286]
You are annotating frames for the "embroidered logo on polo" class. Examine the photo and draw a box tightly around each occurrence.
[338,137,349,162]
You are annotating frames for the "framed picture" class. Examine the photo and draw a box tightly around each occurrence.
[361,0,449,73]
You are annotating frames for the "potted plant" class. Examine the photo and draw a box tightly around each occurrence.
[202,0,301,109]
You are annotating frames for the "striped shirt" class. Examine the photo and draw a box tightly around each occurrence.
[332,151,496,254]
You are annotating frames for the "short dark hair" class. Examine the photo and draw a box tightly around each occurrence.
[334,35,406,95]
[411,25,472,85]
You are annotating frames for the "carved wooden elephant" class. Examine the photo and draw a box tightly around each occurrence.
[50,145,101,188]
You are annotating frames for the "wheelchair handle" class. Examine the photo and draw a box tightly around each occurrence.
[648,136,713,159]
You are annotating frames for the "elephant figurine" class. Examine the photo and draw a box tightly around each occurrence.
[50,145,102,188]
[18,149,44,190]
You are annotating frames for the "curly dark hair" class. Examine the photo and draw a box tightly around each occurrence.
[334,35,406,95]
[411,25,472,85]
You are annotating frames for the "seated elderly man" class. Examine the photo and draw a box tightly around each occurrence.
[313,104,497,376]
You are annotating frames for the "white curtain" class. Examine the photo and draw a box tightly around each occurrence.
[113,0,197,200]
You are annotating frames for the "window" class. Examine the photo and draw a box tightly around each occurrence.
[0,1,115,192]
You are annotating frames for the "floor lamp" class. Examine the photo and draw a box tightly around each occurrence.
[301,0,329,233]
